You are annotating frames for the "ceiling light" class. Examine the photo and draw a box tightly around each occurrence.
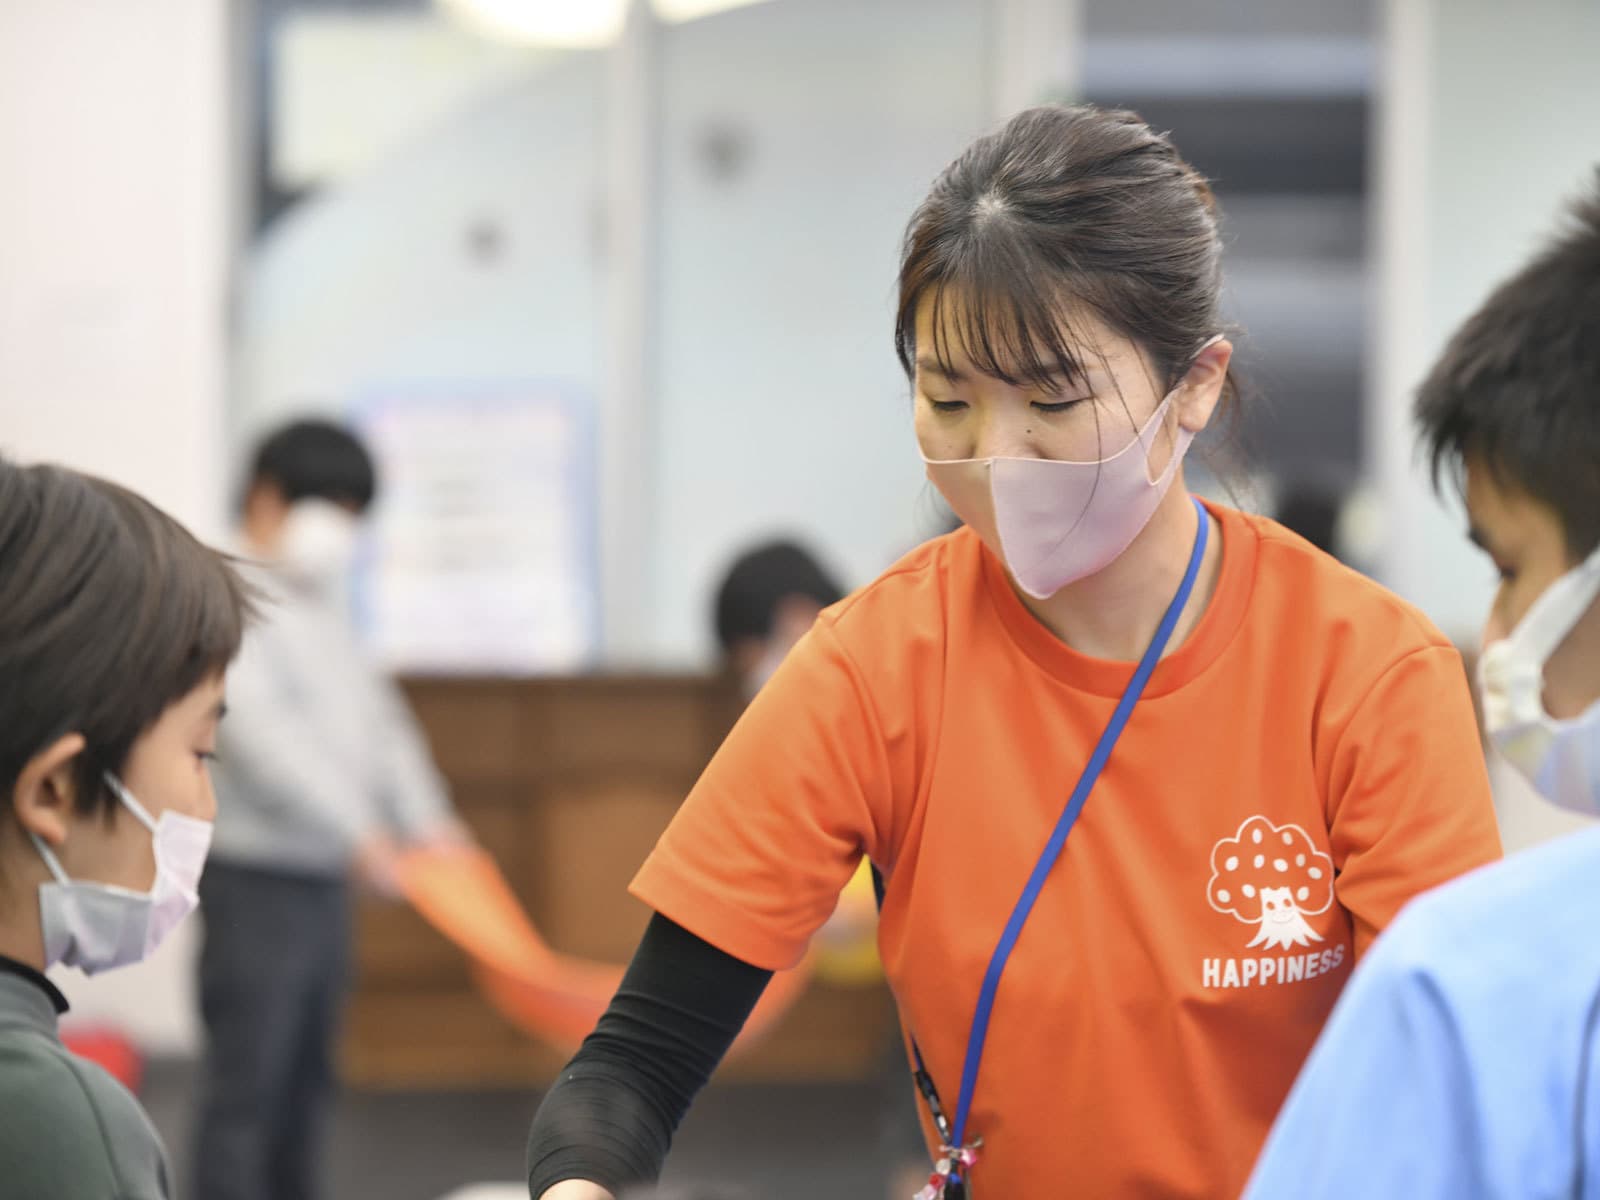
[436,0,626,48]
[438,0,774,46]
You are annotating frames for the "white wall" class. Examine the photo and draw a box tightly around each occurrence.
[235,53,604,448]
[0,0,230,543]
[0,0,231,1051]
[1374,0,1600,641]
[647,0,990,663]
[237,0,993,666]
[1373,0,1600,847]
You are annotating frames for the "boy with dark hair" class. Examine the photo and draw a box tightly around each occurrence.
[709,540,927,1200]
[1247,176,1600,1197]
[193,417,466,1200]
[712,539,845,697]
[0,457,251,1198]
[250,418,379,512]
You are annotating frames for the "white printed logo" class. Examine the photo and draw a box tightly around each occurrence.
[1207,816,1334,951]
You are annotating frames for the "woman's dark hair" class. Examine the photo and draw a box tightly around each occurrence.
[0,457,253,817]
[895,104,1235,420]
[1416,172,1600,562]
[249,418,378,512]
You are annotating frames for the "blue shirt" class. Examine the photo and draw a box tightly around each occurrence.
[1245,825,1600,1199]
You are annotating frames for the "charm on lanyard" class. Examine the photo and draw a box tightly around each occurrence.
[889,497,1212,1198]
[914,1143,980,1200]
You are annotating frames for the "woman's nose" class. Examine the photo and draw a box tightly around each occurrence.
[972,415,1042,460]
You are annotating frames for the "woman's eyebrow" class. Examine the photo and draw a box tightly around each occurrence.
[915,357,965,382]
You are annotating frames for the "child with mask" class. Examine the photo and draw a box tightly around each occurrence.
[193,418,467,1200]
[0,457,251,1198]
[711,540,930,1197]
[712,539,845,698]
[526,105,1503,1200]
[1245,176,1600,1199]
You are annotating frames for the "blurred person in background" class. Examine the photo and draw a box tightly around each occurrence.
[712,539,928,1199]
[713,539,845,701]
[1246,176,1600,1199]
[1273,483,1344,560]
[0,458,250,1199]
[193,419,468,1200]
[525,105,1501,1199]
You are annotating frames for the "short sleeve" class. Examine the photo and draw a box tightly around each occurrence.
[1323,644,1502,956]
[631,620,909,971]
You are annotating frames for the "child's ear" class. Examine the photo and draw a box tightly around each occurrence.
[13,733,86,848]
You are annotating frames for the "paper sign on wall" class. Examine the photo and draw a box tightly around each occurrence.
[351,383,598,675]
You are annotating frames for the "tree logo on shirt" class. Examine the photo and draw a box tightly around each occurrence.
[1207,817,1334,951]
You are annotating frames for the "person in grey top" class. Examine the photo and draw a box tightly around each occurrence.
[0,456,251,1200]
[193,419,465,1200]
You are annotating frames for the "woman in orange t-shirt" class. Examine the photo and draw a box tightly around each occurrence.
[527,105,1502,1200]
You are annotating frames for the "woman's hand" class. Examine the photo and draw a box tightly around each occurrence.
[538,1182,615,1200]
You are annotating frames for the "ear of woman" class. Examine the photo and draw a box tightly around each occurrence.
[1174,338,1234,434]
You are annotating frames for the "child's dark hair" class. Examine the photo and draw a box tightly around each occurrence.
[895,104,1236,421]
[713,540,844,655]
[0,458,253,816]
[248,418,378,513]
[1416,171,1600,561]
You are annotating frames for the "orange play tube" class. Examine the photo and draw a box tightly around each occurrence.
[395,845,813,1055]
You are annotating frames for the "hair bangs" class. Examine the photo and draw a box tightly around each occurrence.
[135,490,253,693]
[912,231,1110,393]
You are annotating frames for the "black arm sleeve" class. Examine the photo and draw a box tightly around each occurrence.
[525,912,774,1197]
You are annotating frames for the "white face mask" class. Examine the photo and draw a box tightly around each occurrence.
[1479,542,1600,815]
[34,773,213,975]
[923,367,1205,599]
[741,642,788,701]
[279,499,359,591]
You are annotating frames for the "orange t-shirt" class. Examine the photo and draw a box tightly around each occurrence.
[633,501,1502,1198]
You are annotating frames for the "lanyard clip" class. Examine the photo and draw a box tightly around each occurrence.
[912,1141,980,1199]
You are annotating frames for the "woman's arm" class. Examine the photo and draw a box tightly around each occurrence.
[526,913,773,1199]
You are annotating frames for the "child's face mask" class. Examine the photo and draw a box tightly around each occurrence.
[33,773,213,975]
[1479,541,1600,815]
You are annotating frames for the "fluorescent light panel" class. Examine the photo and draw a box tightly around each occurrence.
[437,0,773,47]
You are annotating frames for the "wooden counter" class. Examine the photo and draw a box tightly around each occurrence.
[341,674,897,1089]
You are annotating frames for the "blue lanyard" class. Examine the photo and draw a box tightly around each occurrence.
[893,495,1210,1189]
